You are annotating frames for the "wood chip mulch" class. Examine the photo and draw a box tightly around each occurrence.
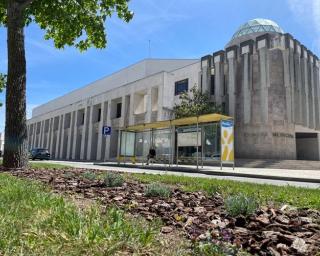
[2,167,320,256]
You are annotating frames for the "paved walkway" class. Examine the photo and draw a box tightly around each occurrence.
[40,160,320,189]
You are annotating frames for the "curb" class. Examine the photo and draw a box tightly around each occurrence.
[94,163,320,184]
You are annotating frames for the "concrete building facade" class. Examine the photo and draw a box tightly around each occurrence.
[27,19,320,161]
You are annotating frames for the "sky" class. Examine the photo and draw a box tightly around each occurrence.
[0,0,320,132]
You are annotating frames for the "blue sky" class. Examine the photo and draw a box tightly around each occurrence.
[0,0,319,132]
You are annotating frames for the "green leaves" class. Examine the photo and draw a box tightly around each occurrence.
[173,86,221,119]
[0,73,6,107]
[0,0,133,51]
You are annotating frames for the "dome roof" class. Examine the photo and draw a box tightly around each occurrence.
[231,19,284,40]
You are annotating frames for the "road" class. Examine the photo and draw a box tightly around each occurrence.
[38,160,320,189]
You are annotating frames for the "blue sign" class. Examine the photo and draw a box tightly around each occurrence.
[102,126,111,136]
[221,120,233,128]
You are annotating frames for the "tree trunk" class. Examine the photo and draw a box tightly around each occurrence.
[3,1,28,169]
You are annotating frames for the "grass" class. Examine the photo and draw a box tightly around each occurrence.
[225,194,258,217]
[0,173,172,255]
[104,172,125,187]
[0,159,70,170]
[131,173,320,210]
[145,183,172,198]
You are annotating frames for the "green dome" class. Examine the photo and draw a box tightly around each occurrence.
[231,19,284,40]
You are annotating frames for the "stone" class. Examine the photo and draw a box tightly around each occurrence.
[292,238,308,254]
[161,226,173,234]
[113,196,123,201]
[194,207,206,214]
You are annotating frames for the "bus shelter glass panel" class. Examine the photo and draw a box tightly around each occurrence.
[152,128,172,162]
[177,126,201,161]
[134,131,151,158]
[202,123,220,161]
[120,131,135,156]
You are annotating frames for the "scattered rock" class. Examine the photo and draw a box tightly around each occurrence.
[161,226,173,234]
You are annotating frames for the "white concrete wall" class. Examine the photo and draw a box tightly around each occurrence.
[32,59,197,118]
[27,59,200,161]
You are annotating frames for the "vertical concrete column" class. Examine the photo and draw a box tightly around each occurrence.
[119,96,127,127]
[213,53,224,105]
[157,85,163,120]
[145,88,152,122]
[54,116,61,159]
[294,44,303,125]
[258,47,270,124]
[315,60,320,130]
[86,106,95,160]
[32,123,37,148]
[301,49,309,127]
[283,49,293,124]
[66,111,75,159]
[242,52,251,124]
[59,114,66,159]
[226,49,236,117]
[201,56,211,92]
[49,118,54,154]
[39,121,44,148]
[309,57,315,129]
[128,93,135,125]
[80,107,89,160]
[71,110,79,160]
[104,101,112,161]
[97,101,106,160]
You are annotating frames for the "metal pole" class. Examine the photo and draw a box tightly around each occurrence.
[124,130,127,165]
[201,124,204,168]
[117,130,121,165]
[196,118,199,171]
[176,128,179,166]
[220,120,222,170]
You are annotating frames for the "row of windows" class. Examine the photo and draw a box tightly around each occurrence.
[175,75,226,97]
[79,102,122,125]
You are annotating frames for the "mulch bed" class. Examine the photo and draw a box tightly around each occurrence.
[2,167,320,256]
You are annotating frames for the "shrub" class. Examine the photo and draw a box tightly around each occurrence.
[82,171,97,181]
[145,183,171,198]
[104,172,124,187]
[225,194,258,217]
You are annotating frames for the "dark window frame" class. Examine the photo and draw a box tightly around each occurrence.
[174,79,189,96]
[97,108,101,122]
[210,74,215,95]
[116,103,122,118]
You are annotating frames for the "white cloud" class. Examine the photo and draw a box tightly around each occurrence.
[287,0,320,54]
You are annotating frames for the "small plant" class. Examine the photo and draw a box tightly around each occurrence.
[104,172,124,187]
[82,171,97,181]
[225,194,258,217]
[145,183,171,198]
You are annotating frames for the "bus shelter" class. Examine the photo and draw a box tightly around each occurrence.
[117,113,234,169]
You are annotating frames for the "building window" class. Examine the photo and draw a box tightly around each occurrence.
[81,112,85,125]
[175,79,189,95]
[97,108,101,122]
[210,75,215,95]
[116,103,122,118]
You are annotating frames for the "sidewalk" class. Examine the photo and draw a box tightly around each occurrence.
[95,162,320,183]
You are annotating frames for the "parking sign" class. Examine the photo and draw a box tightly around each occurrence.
[102,126,111,136]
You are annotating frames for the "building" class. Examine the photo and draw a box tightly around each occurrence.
[27,19,320,161]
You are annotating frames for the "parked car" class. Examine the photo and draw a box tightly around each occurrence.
[29,148,50,160]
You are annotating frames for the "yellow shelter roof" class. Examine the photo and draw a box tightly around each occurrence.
[124,113,232,131]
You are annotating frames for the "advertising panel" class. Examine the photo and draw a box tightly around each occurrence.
[221,120,234,163]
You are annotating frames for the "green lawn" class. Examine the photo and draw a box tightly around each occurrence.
[0,173,175,255]
[131,173,320,210]
[0,159,69,170]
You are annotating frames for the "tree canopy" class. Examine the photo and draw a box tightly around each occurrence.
[0,0,133,51]
[173,86,221,119]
